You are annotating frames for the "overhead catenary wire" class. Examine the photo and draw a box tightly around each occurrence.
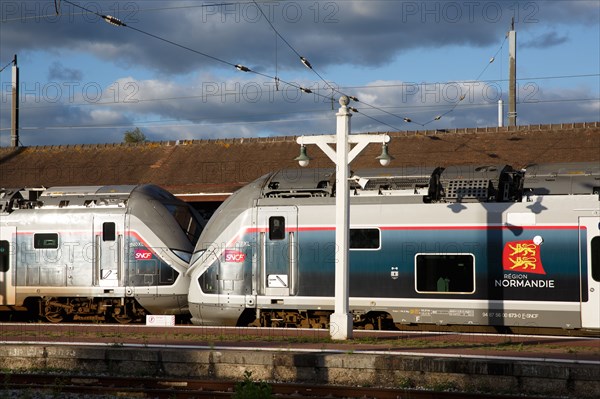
[2,2,257,23]
[54,0,403,132]
[3,97,597,134]
[2,71,596,113]
[418,35,511,126]
[0,59,15,73]
[250,0,338,100]
[58,0,335,103]
[250,0,416,127]
[247,1,513,128]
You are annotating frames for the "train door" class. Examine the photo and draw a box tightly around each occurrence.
[0,226,16,305]
[580,217,600,329]
[93,216,124,287]
[257,207,298,296]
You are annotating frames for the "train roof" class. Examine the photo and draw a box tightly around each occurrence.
[0,184,179,213]
[258,162,600,203]
[523,162,600,195]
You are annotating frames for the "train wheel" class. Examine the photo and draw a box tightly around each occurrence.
[113,314,133,324]
[45,312,63,323]
[43,301,64,323]
[112,305,133,324]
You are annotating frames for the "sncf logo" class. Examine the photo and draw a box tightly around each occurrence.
[223,250,246,263]
[135,249,153,260]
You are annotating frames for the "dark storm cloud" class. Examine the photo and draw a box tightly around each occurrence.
[1,1,596,75]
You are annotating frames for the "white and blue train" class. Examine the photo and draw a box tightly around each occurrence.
[187,163,600,331]
[0,185,204,323]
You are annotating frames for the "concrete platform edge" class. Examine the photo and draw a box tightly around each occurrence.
[0,344,598,398]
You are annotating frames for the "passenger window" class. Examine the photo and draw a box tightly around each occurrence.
[34,233,59,249]
[103,222,116,241]
[136,260,158,275]
[592,236,600,282]
[0,240,9,272]
[415,254,475,294]
[199,262,218,294]
[350,228,380,249]
[269,216,286,240]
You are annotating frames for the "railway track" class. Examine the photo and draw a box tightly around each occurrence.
[1,313,598,338]
[0,373,546,399]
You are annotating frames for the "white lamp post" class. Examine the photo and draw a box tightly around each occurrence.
[296,96,391,340]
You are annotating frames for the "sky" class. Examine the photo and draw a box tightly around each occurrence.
[0,0,599,146]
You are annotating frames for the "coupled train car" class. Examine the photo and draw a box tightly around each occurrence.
[0,185,204,323]
[187,162,600,332]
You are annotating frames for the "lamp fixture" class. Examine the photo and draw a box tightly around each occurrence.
[295,145,311,167]
[376,143,394,166]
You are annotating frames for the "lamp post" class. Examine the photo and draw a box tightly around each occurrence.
[295,96,391,340]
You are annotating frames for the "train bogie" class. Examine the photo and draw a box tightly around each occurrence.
[187,164,600,332]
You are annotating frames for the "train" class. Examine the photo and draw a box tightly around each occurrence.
[0,184,204,323]
[186,162,600,332]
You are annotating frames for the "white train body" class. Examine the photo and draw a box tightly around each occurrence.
[0,185,204,323]
[187,163,600,331]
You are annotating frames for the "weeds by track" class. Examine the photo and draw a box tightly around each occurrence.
[0,372,548,399]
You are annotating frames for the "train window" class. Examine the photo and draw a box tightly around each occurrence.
[103,222,116,241]
[269,217,286,240]
[159,265,178,284]
[34,233,59,249]
[415,254,475,294]
[165,204,203,246]
[350,228,380,249]
[0,240,9,272]
[136,260,157,275]
[199,263,218,294]
[592,236,600,282]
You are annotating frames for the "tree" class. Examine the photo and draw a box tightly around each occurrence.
[123,127,147,143]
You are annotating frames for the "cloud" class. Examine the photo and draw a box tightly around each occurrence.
[47,61,83,81]
[1,1,596,75]
[2,72,597,147]
[521,31,569,48]
[0,1,597,146]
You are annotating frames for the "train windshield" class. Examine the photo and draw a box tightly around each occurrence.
[165,204,203,246]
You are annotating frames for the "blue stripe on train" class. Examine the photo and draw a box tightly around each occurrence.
[293,227,585,302]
